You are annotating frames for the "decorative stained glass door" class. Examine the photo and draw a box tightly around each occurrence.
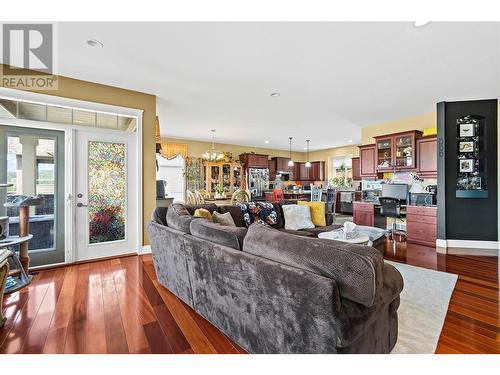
[75,130,138,261]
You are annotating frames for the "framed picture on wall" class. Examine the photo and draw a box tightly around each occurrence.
[459,123,475,137]
[459,141,474,153]
[459,159,474,173]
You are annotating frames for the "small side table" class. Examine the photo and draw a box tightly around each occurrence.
[318,230,370,245]
[0,249,10,327]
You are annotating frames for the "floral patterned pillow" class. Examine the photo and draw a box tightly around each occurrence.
[237,202,277,227]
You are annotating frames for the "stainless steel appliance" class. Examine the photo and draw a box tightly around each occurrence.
[248,168,269,200]
[426,184,437,195]
[409,193,436,206]
[339,191,355,214]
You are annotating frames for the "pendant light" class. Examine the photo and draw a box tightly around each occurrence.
[201,130,224,162]
[305,140,311,168]
[287,137,294,167]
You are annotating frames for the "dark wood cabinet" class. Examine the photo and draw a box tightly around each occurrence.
[294,161,325,181]
[374,130,422,172]
[352,157,360,180]
[353,202,375,226]
[416,136,437,177]
[268,158,276,179]
[299,163,310,181]
[239,153,269,168]
[406,206,437,247]
[358,144,377,178]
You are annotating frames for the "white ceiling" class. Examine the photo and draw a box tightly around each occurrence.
[50,22,500,150]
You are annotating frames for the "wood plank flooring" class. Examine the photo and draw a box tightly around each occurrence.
[0,240,498,354]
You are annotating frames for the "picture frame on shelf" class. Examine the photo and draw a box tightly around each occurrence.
[459,141,474,153]
[459,123,475,137]
[458,159,474,173]
[470,176,482,190]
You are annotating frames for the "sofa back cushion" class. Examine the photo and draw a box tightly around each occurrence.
[298,201,326,227]
[151,207,168,226]
[184,203,218,216]
[166,203,198,233]
[217,205,246,227]
[212,211,236,226]
[242,223,384,307]
[190,219,247,250]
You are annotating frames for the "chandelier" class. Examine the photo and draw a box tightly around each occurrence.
[202,129,225,162]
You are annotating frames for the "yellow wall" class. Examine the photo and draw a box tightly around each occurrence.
[361,112,436,145]
[1,65,157,245]
[161,137,305,161]
[309,145,359,181]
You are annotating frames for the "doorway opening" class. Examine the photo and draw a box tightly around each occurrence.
[156,154,185,203]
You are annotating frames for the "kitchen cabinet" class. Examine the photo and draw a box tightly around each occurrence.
[272,157,294,173]
[416,136,437,177]
[294,161,325,181]
[374,130,422,172]
[358,144,377,178]
[299,163,310,181]
[352,157,360,180]
[239,153,269,168]
[406,206,437,247]
[203,161,243,197]
[268,158,276,179]
[353,202,375,226]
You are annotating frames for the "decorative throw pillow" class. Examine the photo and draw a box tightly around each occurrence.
[282,204,315,231]
[212,211,236,226]
[256,202,278,226]
[298,201,326,227]
[237,202,278,227]
[193,208,213,220]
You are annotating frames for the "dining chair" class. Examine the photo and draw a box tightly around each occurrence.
[194,190,205,204]
[310,186,322,202]
[325,188,337,224]
[231,189,250,205]
[185,190,197,204]
[272,188,284,203]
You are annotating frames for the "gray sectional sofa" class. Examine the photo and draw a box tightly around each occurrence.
[148,202,404,354]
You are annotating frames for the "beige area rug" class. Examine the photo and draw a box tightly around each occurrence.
[386,260,458,354]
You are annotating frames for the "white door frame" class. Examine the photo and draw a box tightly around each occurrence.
[0,87,144,265]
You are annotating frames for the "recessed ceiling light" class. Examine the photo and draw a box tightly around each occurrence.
[270,92,280,97]
[347,139,353,143]
[264,140,269,144]
[414,21,431,27]
[87,39,104,48]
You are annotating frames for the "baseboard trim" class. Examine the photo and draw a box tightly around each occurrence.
[141,245,152,254]
[436,239,500,256]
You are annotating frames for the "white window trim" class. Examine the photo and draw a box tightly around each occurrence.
[0,87,144,264]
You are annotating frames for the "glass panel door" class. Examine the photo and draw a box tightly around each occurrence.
[222,163,231,194]
[75,129,138,261]
[210,165,220,194]
[233,166,242,192]
[376,137,392,169]
[395,134,413,168]
[0,125,65,267]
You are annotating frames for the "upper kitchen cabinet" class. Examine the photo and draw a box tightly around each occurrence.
[416,136,437,177]
[299,162,310,181]
[239,153,269,168]
[374,130,422,172]
[310,161,325,181]
[358,144,377,178]
[271,157,294,173]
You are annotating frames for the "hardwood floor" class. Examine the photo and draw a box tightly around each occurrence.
[0,240,498,354]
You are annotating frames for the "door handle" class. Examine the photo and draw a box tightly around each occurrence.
[76,202,88,207]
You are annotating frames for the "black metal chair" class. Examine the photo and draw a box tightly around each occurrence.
[325,188,337,225]
[378,197,406,241]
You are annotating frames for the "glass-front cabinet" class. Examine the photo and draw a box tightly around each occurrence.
[376,136,393,170]
[374,131,422,172]
[203,161,244,197]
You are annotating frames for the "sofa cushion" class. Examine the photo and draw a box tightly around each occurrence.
[277,228,316,237]
[282,204,315,231]
[243,223,384,307]
[212,211,236,226]
[194,208,213,220]
[217,205,246,227]
[298,201,326,227]
[190,219,247,250]
[166,204,198,233]
[184,203,218,216]
[151,207,168,226]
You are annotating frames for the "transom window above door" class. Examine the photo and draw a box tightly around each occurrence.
[0,97,137,132]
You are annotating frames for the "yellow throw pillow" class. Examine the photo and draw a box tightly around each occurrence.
[193,208,213,221]
[298,201,326,227]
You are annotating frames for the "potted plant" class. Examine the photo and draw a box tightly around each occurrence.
[214,184,226,199]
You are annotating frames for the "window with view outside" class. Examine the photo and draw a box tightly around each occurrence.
[329,156,353,189]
